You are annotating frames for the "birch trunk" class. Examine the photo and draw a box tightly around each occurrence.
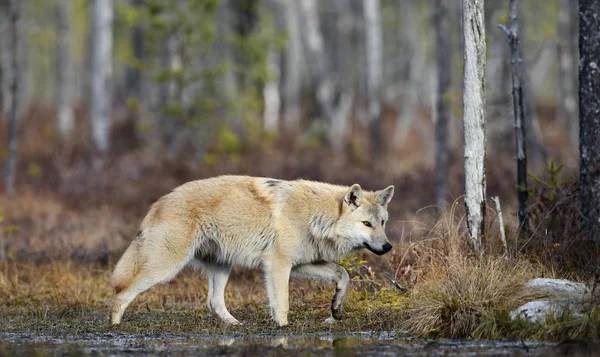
[298,0,334,125]
[158,33,182,152]
[579,0,600,242]
[558,0,579,152]
[125,0,144,108]
[281,0,302,134]
[500,0,529,233]
[56,0,74,138]
[434,0,451,211]
[263,51,281,133]
[298,0,351,152]
[364,0,383,153]
[462,0,487,253]
[89,0,113,154]
[5,0,19,197]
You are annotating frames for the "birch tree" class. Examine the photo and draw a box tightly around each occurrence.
[364,0,383,153]
[558,0,579,151]
[462,0,487,252]
[263,51,281,133]
[56,0,74,138]
[434,0,451,211]
[280,0,302,135]
[89,0,114,154]
[5,0,19,196]
[297,0,352,152]
[125,0,144,114]
[499,0,529,233]
[579,0,600,242]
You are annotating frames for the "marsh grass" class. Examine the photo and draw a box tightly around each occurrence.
[1,181,599,341]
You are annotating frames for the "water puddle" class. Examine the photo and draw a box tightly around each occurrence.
[0,331,559,356]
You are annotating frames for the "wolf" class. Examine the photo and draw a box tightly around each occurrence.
[110,175,394,326]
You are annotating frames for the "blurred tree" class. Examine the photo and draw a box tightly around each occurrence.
[89,0,114,155]
[125,0,145,126]
[56,0,74,138]
[280,0,302,137]
[297,0,353,153]
[579,0,600,242]
[262,50,280,133]
[434,0,451,212]
[500,0,529,233]
[5,0,19,196]
[262,0,282,134]
[558,0,579,152]
[364,0,383,154]
[462,0,487,253]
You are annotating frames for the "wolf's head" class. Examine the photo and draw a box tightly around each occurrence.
[336,184,395,256]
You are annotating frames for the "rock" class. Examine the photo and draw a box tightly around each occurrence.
[510,300,582,323]
[511,278,593,324]
[524,278,590,299]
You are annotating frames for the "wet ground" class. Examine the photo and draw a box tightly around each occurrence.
[0,331,563,357]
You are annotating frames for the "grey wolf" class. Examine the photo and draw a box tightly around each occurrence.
[110,175,394,326]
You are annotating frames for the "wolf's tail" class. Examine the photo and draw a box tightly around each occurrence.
[110,231,144,293]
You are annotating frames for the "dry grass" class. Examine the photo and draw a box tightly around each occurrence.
[402,257,536,338]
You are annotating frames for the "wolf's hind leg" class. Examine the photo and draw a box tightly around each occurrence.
[291,262,350,321]
[111,252,190,324]
[197,261,241,325]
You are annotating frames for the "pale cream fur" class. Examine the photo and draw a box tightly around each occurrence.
[110,175,394,326]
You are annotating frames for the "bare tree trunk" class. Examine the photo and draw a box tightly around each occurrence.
[89,0,113,155]
[125,0,144,109]
[298,0,352,152]
[56,0,74,138]
[158,33,182,153]
[281,0,302,135]
[558,0,579,152]
[263,51,281,133]
[298,0,334,124]
[5,0,19,197]
[462,0,487,253]
[364,0,383,154]
[579,0,600,242]
[434,0,451,211]
[499,0,529,233]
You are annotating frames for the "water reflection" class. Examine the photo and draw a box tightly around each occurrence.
[0,331,561,357]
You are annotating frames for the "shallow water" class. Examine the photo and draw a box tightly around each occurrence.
[0,331,563,357]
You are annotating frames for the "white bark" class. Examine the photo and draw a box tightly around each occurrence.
[364,0,382,125]
[263,51,281,133]
[298,0,334,125]
[298,0,352,152]
[5,0,20,197]
[89,0,113,154]
[462,0,487,253]
[558,0,579,151]
[281,0,302,132]
[56,0,74,137]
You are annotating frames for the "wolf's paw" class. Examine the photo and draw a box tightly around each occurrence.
[324,316,337,324]
[222,317,243,326]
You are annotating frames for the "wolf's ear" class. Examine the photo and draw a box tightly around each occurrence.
[344,184,362,210]
[376,185,394,207]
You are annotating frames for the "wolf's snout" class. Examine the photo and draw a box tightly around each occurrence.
[382,242,392,253]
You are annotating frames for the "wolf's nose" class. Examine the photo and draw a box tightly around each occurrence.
[382,243,393,253]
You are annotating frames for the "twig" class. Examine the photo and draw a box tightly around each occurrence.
[491,196,508,256]
[384,272,408,293]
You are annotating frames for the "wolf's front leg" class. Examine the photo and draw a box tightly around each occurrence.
[264,258,292,326]
[291,262,350,321]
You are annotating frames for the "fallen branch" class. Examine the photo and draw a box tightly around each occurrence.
[491,196,508,256]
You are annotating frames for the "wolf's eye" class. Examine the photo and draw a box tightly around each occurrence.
[381,220,385,226]
[362,221,372,228]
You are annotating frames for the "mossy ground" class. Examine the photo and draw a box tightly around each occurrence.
[1,259,598,342]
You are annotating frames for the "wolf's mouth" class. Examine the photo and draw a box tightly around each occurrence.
[363,242,392,256]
